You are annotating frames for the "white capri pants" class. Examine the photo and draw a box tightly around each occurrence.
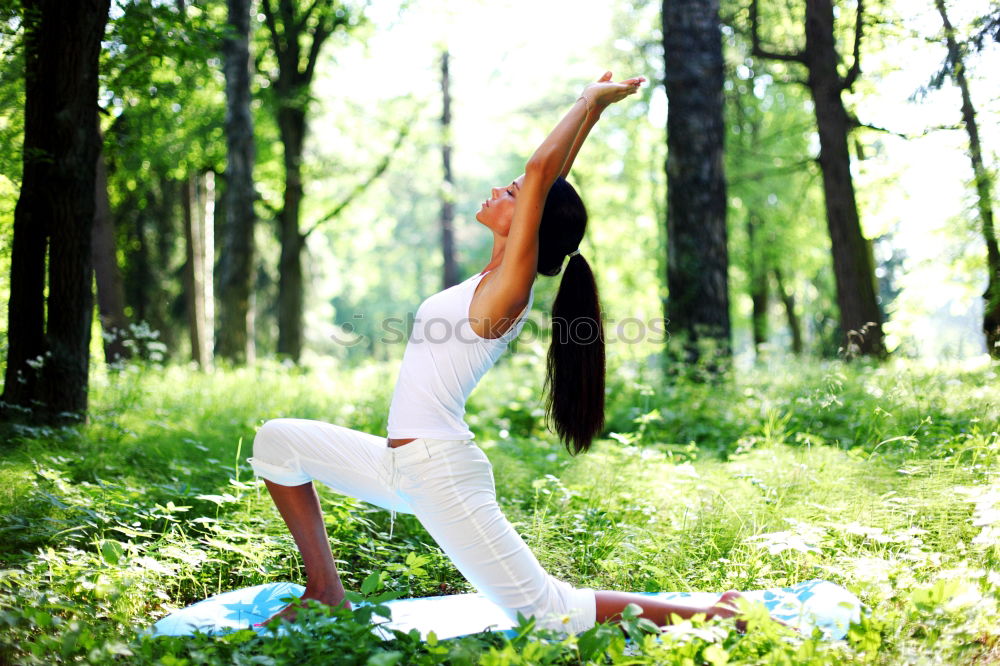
[248,418,596,634]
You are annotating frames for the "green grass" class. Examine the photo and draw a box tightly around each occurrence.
[0,353,998,664]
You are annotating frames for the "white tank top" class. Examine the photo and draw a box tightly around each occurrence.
[386,271,534,440]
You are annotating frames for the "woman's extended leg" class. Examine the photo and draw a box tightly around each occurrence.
[263,479,351,619]
[397,440,746,634]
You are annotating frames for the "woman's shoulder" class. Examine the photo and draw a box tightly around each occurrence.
[468,269,534,340]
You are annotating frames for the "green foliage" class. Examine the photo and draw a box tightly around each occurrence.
[0,357,998,663]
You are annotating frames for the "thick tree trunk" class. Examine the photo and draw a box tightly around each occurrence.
[747,212,769,354]
[773,267,803,355]
[804,0,883,356]
[2,0,110,424]
[217,0,257,364]
[276,106,306,360]
[662,0,731,366]
[92,128,130,364]
[935,0,1000,357]
[440,50,459,289]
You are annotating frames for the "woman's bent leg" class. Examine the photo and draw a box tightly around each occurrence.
[250,418,411,620]
[263,479,352,614]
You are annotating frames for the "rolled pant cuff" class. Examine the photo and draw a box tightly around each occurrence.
[247,456,311,486]
[529,586,597,635]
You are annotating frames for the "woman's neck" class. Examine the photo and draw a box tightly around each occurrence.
[480,232,506,275]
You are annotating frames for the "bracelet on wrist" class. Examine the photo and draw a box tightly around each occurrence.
[577,94,595,115]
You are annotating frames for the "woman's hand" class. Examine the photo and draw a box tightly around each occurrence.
[580,71,646,112]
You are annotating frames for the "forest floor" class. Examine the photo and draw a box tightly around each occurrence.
[0,354,998,664]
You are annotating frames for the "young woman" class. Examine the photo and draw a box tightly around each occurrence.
[249,72,743,633]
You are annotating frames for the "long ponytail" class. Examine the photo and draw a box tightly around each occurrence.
[539,179,606,455]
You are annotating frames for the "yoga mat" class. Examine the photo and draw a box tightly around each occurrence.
[151,579,862,641]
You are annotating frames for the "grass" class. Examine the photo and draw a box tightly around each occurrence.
[0,352,998,664]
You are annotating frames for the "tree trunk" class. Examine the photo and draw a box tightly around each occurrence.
[276,105,306,360]
[92,125,130,364]
[182,174,211,368]
[440,50,459,289]
[662,0,731,366]
[2,0,110,424]
[262,0,350,363]
[747,212,769,354]
[125,189,150,325]
[804,0,883,356]
[203,171,216,357]
[217,0,257,364]
[751,0,883,356]
[935,0,1000,357]
[124,175,179,359]
[153,176,179,356]
[773,267,803,354]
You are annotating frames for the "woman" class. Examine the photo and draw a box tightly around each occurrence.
[248,72,742,633]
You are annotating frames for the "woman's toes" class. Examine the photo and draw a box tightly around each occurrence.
[708,591,747,632]
[714,590,743,615]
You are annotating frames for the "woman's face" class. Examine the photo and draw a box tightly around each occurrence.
[475,174,524,236]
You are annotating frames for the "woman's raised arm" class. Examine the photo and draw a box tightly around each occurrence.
[560,72,646,179]
[488,73,645,315]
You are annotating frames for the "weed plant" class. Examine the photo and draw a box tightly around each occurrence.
[0,351,998,664]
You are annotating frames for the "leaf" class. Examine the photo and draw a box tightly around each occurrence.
[361,570,381,595]
[366,652,403,666]
[577,623,616,660]
[704,644,730,665]
[194,493,239,505]
[99,539,126,565]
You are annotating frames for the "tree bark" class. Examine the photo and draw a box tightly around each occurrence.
[805,0,883,356]
[92,125,130,364]
[262,0,350,362]
[935,0,1000,357]
[182,174,211,368]
[662,0,731,366]
[203,171,216,356]
[747,212,769,354]
[751,0,883,356]
[152,176,179,356]
[217,0,257,363]
[124,188,150,325]
[773,267,803,354]
[2,0,110,424]
[440,50,459,289]
[276,105,306,359]
[122,175,179,359]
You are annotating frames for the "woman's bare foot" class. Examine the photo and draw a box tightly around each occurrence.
[260,587,352,625]
[706,590,795,633]
[708,590,746,632]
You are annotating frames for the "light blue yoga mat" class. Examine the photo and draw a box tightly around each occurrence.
[151,579,862,641]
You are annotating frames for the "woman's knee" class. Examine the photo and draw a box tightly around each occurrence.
[252,419,292,460]
[253,419,314,473]
[249,419,312,485]
[507,577,596,634]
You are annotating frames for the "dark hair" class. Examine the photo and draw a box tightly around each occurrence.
[539,178,605,455]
